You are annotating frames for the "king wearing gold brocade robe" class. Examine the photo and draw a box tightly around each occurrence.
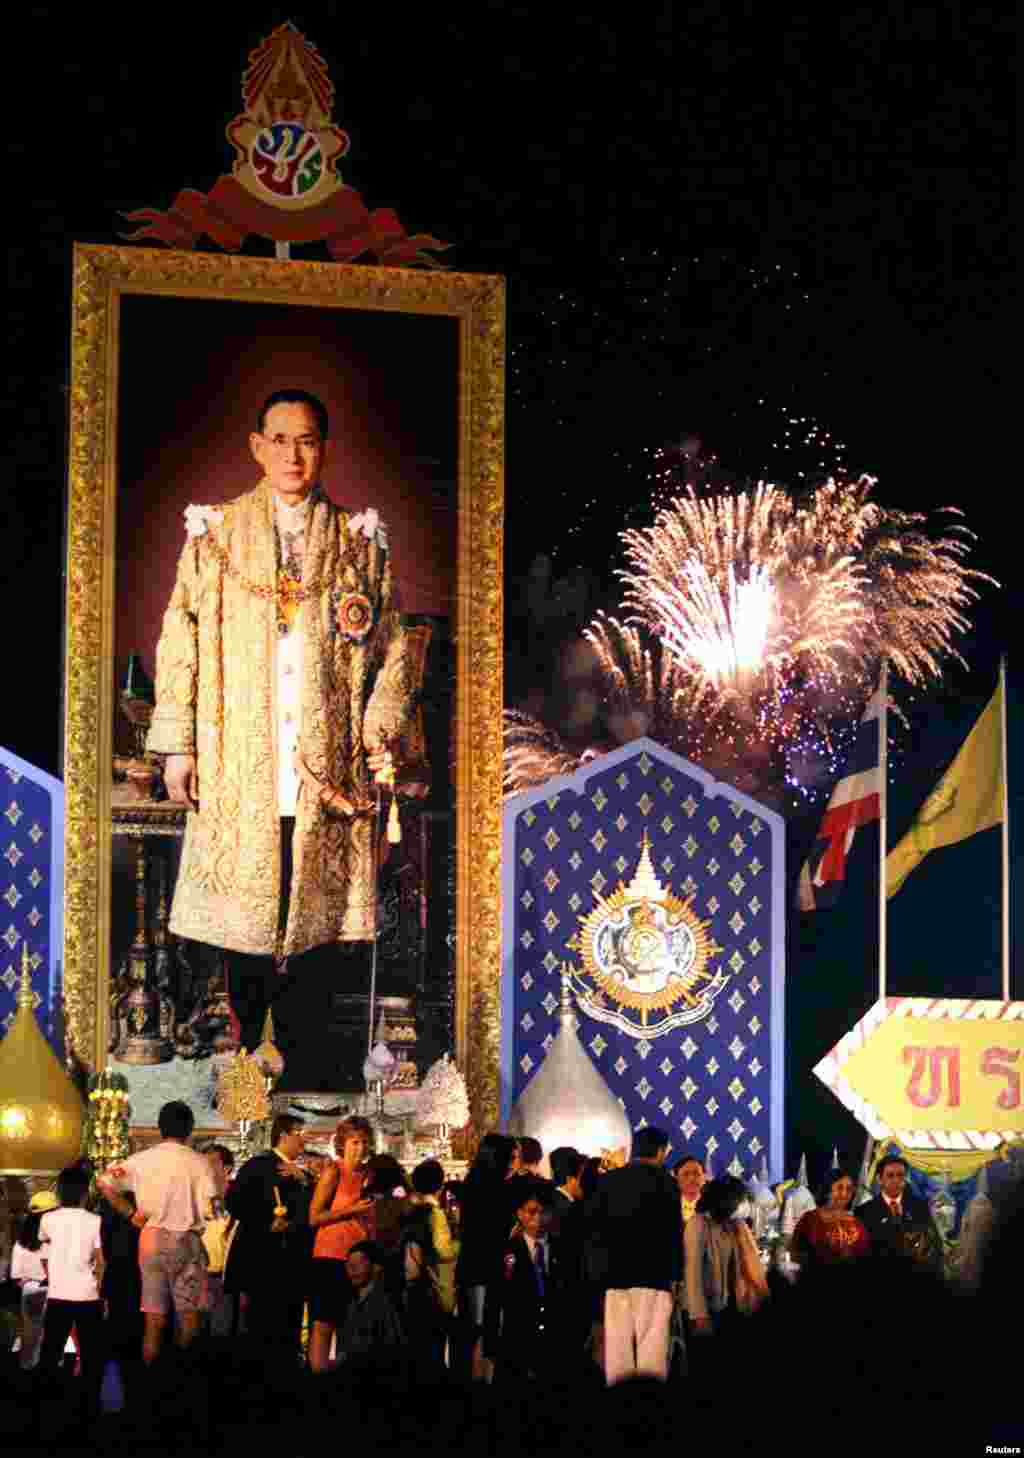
[145,475,410,964]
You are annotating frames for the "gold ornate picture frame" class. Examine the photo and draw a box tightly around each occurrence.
[64,244,504,1131]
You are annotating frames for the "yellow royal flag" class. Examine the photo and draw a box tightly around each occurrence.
[887,680,1003,897]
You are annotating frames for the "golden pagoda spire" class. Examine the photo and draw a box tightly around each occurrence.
[17,940,34,1008]
[0,940,84,1173]
[623,832,667,903]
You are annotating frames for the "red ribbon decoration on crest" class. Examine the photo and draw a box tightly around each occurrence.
[123,176,448,266]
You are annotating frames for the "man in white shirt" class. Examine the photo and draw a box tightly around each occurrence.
[100,1099,216,1364]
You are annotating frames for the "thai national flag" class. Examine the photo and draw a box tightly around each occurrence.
[797,684,884,910]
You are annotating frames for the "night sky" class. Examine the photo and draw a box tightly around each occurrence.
[7,5,1015,1178]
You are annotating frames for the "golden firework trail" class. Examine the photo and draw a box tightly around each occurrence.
[504,476,995,803]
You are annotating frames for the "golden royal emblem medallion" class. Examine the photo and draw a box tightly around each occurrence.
[567,835,726,1039]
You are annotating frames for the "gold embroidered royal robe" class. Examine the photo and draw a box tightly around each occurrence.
[145,481,411,957]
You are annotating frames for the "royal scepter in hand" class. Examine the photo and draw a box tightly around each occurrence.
[368,731,402,844]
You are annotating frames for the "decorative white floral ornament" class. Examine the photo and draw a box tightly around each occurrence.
[184,504,224,539]
[349,507,388,551]
[415,1053,470,1130]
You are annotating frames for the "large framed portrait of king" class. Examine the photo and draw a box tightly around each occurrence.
[64,244,504,1133]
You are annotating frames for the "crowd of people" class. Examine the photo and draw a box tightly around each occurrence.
[2,1101,1020,1452]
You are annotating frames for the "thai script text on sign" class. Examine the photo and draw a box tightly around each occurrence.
[838,1012,1024,1135]
[902,1044,1019,1111]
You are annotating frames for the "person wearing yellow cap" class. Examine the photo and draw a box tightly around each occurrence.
[11,1191,59,1370]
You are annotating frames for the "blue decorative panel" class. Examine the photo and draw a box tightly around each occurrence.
[502,738,785,1179]
[0,748,64,1055]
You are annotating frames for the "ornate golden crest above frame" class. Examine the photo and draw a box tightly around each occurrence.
[123,21,447,265]
[64,244,505,1133]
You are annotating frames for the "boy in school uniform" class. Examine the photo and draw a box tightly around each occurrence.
[486,1180,574,1388]
[38,1165,105,1411]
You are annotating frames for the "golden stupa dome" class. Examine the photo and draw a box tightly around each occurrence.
[0,946,84,1173]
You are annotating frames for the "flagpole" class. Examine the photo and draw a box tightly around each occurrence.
[879,661,889,1001]
[1000,656,1009,1000]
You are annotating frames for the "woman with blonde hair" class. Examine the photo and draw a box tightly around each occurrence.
[307,1115,374,1373]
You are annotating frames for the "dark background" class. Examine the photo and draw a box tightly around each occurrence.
[6,4,1015,1180]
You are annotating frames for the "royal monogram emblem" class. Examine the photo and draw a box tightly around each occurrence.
[567,835,726,1039]
[226,24,350,213]
[124,23,447,263]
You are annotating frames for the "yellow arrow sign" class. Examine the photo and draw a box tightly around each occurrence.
[814,998,1024,1150]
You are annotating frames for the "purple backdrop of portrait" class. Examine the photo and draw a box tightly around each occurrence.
[115,295,458,681]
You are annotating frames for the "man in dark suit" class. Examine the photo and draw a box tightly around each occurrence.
[583,1126,683,1385]
[224,1113,315,1363]
[547,1148,592,1361]
[334,1240,407,1386]
[486,1180,574,1387]
[859,1154,943,1273]
[549,1147,585,1233]
[505,1137,552,1225]
[548,1147,586,1281]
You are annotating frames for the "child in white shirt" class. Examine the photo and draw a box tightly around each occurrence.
[10,1190,59,1370]
[38,1165,105,1410]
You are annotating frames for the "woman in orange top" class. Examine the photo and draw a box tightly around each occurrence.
[307,1115,375,1373]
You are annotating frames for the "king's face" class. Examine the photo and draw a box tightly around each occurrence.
[250,401,327,502]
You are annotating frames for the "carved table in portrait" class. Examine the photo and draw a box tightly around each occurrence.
[110,787,233,1065]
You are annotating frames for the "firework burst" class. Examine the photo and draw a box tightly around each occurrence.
[505,475,995,805]
[502,709,603,795]
[620,480,871,701]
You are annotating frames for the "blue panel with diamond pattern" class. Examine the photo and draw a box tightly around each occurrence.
[0,748,65,1056]
[501,738,785,1179]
